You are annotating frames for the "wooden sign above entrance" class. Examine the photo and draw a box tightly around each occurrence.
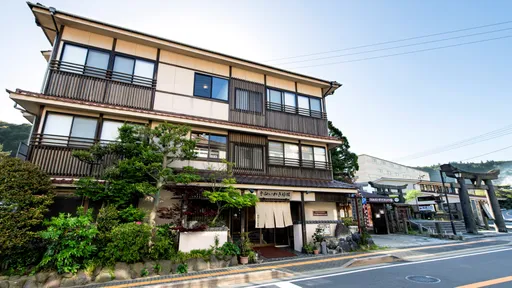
[257,190,292,200]
[313,211,328,216]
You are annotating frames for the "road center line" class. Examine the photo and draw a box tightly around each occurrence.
[456,275,512,288]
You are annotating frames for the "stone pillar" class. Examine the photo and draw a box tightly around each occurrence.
[484,179,508,233]
[457,177,478,234]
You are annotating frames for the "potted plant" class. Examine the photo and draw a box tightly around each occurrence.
[238,232,252,264]
[342,217,359,234]
[303,242,314,254]
[312,226,325,255]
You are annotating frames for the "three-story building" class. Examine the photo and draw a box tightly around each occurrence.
[10,3,358,251]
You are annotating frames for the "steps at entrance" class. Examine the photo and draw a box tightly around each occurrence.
[411,220,466,234]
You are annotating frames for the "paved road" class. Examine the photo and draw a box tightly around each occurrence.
[260,246,512,288]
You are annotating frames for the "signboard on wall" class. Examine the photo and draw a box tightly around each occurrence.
[419,205,435,212]
[367,197,393,204]
[313,211,328,216]
[257,190,292,200]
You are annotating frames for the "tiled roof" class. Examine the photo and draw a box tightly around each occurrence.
[11,89,341,142]
[235,176,357,189]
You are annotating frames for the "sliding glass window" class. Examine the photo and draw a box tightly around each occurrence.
[42,112,97,146]
[60,43,109,77]
[266,88,323,118]
[112,56,155,86]
[193,73,228,101]
[191,132,227,160]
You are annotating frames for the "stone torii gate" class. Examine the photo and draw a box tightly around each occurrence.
[368,182,407,203]
[441,164,507,233]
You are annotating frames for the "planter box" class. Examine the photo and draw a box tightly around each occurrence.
[178,229,228,252]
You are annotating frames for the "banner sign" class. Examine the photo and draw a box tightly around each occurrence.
[257,190,292,200]
[313,211,328,216]
[367,197,393,204]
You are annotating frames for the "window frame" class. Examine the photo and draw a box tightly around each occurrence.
[59,41,156,87]
[191,132,227,161]
[234,88,263,114]
[267,141,329,170]
[41,111,99,147]
[266,87,324,118]
[193,73,229,102]
[59,42,112,78]
[233,144,264,171]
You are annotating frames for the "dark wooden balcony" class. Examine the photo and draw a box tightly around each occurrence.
[267,156,332,180]
[45,60,156,110]
[266,102,328,136]
[27,133,115,177]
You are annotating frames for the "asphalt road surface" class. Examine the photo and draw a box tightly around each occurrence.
[259,246,512,288]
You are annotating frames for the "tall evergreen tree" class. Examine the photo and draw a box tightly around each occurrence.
[328,121,359,183]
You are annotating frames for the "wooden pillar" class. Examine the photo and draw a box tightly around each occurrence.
[484,179,508,233]
[457,177,478,234]
[397,188,405,203]
[300,192,307,250]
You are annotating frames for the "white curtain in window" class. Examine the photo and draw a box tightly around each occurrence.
[100,120,124,142]
[43,114,73,145]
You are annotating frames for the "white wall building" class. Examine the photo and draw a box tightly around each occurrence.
[356,154,430,192]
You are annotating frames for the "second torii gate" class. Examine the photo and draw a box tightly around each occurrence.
[441,164,507,233]
[368,182,407,203]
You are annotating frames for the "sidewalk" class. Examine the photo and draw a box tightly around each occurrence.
[372,234,454,248]
[94,238,511,288]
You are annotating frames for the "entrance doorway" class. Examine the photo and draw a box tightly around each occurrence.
[247,205,292,247]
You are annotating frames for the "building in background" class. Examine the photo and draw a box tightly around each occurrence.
[356,154,430,193]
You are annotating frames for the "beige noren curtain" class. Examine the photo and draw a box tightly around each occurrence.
[255,202,293,228]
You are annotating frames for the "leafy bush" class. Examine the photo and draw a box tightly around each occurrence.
[342,217,355,227]
[119,205,146,223]
[248,250,257,263]
[0,156,54,269]
[149,234,175,260]
[303,242,315,254]
[140,267,149,277]
[101,222,151,264]
[96,205,120,233]
[218,241,240,257]
[176,263,188,274]
[189,249,213,261]
[38,210,98,273]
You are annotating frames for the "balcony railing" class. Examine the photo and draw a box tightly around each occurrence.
[266,102,327,119]
[45,60,155,110]
[265,103,328,136]
[27,133,116,177]
[267,156,332,180]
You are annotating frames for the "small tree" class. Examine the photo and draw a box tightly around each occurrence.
[328,121,359,183]
[74,123,200,226]
[405,189,422,214]
[203,161,258,226]
[0,155,54,267]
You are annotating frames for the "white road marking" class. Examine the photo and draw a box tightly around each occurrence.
[274,282,302,288]
[247,247,512,287]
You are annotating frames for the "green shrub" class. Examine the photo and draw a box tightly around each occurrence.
[218,241,240,257]
[0,156,54,269]
[189,249,213,261]
[96,205,120,233]
[101,222,151,264]
[140,267,149,277]
[119,205,146,223]
[150,235,175,260]
[38,210,98,273]
[248,250,256,263]
[176,263,188,274]
[342,217,355,227]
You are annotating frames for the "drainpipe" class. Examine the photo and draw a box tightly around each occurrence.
[40,7,62,94]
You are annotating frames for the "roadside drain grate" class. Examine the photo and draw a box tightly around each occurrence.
[405,275,441,284]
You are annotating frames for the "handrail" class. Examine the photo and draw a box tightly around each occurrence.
[266,102,326,119]
[30,133,117,148]
[268,156,331,170]
[49,60,156,88]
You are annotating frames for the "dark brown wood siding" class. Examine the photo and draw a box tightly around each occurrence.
[267,165,332,180]
[228,78,266,127]
[266,109,328,136]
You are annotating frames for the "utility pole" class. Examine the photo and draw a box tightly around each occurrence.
[440,170,457,235]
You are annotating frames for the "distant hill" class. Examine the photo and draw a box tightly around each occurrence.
[417,160,512,186]
[0,121,31,156]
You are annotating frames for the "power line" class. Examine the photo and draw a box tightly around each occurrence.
[395,124,512,162]
[461,144,512,161]
[264,20,512,63]
[289,35,512,69]
[276,27,512,66]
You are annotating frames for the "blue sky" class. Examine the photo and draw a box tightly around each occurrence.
[1,0,511,166]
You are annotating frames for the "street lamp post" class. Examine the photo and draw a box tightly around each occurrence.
[440,170,457,235]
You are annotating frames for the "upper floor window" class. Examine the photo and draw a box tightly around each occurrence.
[193,73,228,101]
[112,55,155,86]
[60,43,109,77]
[191,132,227,160]
[269,141,327,169]
[266,88,323,118]
[42,112,97,146]
[233,144,264,170]
[235,89,263,113]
